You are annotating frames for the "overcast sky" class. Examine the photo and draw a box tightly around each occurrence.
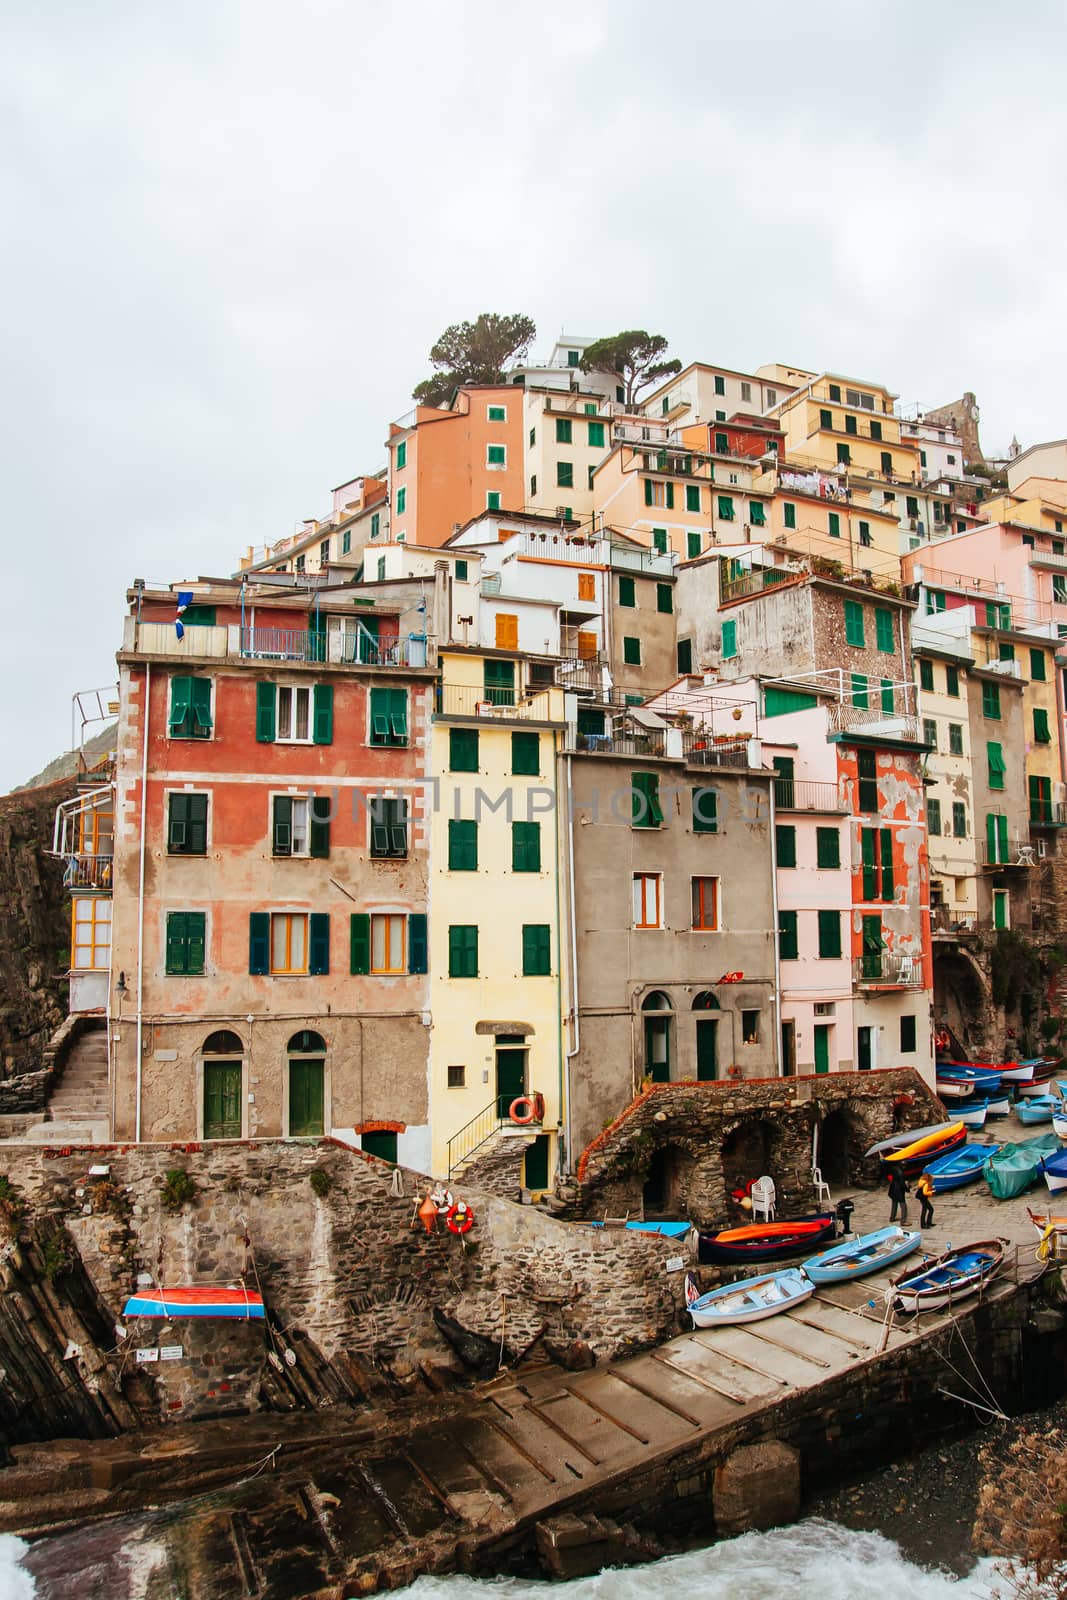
[3,1,1066,790]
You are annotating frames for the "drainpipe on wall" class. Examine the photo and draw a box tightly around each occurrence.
[135,661,150,1142]
[562,750,579,1173]
[768,774,782,1077]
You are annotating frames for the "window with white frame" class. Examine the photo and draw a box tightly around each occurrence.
[632,872,663,930]
[487,444,507,468]
[276,685,312,742]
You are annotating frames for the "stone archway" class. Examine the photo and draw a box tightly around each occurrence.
[817,1105,864,1186]
[642,1143,696,1218]
[933,945,991,1058]
[721,1117,777,1193]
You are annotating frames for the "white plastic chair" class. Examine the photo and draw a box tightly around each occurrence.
[812,1166,832,1207]
[750,1175,776,1222]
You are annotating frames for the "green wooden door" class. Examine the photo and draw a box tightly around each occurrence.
[496,1045,527,1116]
[645,1017,670,1082]
[772,755,795,808]
[204,1061,242,1140]
[857,1026,873,1073]
[814,1025,830,1075]
[993,889,1009,930]
[524,1134,551,1191]
[289,1059,325,1137]
[695,1019,718,1081]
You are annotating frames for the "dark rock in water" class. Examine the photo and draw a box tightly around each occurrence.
[432,1308,503,1373]
[544,1337,596,1371]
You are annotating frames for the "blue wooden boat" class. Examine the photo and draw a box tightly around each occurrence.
[122,1285,265,1320]
[957,1100,987,1129]
[937,1064,1003,1094]
[1015,1095,1060,1125]
[684,1267,813,1327]
[925,1143,1002,1192]
[1041,1149,1067,1195]
[890,1239,1004,1312]
[801,1225,920,1284]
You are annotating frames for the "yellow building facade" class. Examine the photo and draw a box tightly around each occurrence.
[428,649,569,1188]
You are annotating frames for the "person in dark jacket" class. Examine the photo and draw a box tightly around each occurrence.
[916,1169,935,1229]
[888,1166,909,1223]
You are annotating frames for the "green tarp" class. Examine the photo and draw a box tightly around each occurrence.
[984,1133,1060,1200]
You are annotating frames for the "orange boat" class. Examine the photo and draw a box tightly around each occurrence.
[882,1120,965,1173]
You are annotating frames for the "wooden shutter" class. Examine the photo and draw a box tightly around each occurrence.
[495,613,519,650]
[309,913,329,974]
[169,677,192,734]
[249,913,270,974]
[512,822,541,872]
[256,682,276,743]
[522,924,550,975]
[879,828,894,901]
[644,479,653,506]
[168,793,188,851]
[408,914,427,974]
[186,913,205,973]
[861,828,878,900]
[665,483,674,509]
[370,688,390,743]
[692,787,717,833]
[350,913,370,974]
[166,912,187,974]
[188,793,208,854]
[309,797,331,858]
[389,689,407,742]
[312,684,333,744]
[273,795,292,856]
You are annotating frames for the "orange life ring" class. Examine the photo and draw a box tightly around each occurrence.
[532,1092,546,1123]
[509,1096,537,1125]
[446,1201,475,1235]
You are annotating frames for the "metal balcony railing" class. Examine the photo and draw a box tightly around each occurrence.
[720,567,801,604]
[980,838,1035,868]
[1030,801,1067,826]
[827,703,921,743]
[240,627,327,662]
[772,778,845,812]
[572,730,667,758]
[931,906,979,935]
[684,735,751,769]
[436,685,560,722]
[446,1093,544,1179]
[62,854,113,890]
[855,952,925,987]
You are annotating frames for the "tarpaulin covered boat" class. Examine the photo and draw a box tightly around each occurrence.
[985,1133,1060,1199]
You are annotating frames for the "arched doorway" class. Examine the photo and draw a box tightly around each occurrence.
[692,994,719,1081]
[721,1118,775,1192]
[201,1030,244,1141]
[287,1029,326,1137]
[642,991,672,1083]
[643,1143,694,1217]
[818,1106,861,1185]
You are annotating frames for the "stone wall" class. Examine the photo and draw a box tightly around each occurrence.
[573,1068,943,1227]
[0,1138,681,1437]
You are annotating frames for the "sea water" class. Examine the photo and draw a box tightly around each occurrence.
[0,1519,1004,1599]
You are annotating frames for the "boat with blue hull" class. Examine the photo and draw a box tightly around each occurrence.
[801,1225,920,1284]
[684,1267,813,1327]
[1041,1149,1067,1195]
[889,1239,1005,1313]
[1015,1095,1061,1125]
[936,1063,1004,1094]
[925,1143,1002,1192]
[694,1212,837,1265]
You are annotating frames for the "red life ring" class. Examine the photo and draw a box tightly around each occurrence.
[431,1186,454,1215]
[509,1096,537,1125]
[532,1092,546,1123]
[446,1201,475,1235]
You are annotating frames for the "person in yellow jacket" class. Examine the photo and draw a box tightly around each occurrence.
[916,1169,935,1230]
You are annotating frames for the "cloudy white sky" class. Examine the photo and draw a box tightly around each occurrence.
[3,0,1066,789]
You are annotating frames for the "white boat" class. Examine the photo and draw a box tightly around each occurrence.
[984,1093,1011,1118]
[958,1102,988,1129]
[684,1267,813,1328]
[889,1240,1005,1313]
[934,1077,973,1101]
[998,1061,1036,1084]
[802,1226,921,1284]
[1053,1111,1067,1141]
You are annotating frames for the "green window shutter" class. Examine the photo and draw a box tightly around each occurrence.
[185,912,206,974]
[685,484,700,512]
[489,405,506,422]
[188,793,208,854]
[308,913,329,975]
[836,443,850,465]
[312,684,333,744]
[396,439,407,468]
[1034,707,1051,743]
[396,486,406,513]
[880,828,894,901]
[657,582,673,614]
[189,678,212,733]
[455,559,468,581]
[619,575,635,607]
[861,827,878,900]
[169,676,192,734]
[851,672,868,709]
[982,681,1001,719]
[652,528,668,554]
[512,821,541,872]
[858,750,878,811]
[952,802,966,837]
[555,417,572,443]
[484,659,515,703]
[819,408,832,428]
[665,482,674,509]
[692,787,717,833]
[717,495,734,520]
[946,664,959,696]
[828,511,841,537]
[880,679,894,712]
[997,814,1009,862]
[875,609,894,652]
[818,910,842,959]
[256,681,276,743]
[168,792,188,852]
[845,414,857,435]
[588,421,605,447]
[784,502,796,529]
[763,686,818,717]
[714,431,729,453]
[487,445,505,465]
[408,914,428,974]
[511,731,540,775]
[918,658,934,691]
[623,636,641,665]
[273,794,293,856]
[844,600,864,646]
[448,925,478,978]
[350,913,371,974]
[309,796,331,858]
[749,502,766,526]
[448,819,478,871]
[775,825,797,867]
[861,915,883,977]
[632,771,663,828]
[1030,648,1047,681]
[721,619,737,659]
[677,638,693,673]
[487,490,502,510]
[166,912,187,975]
[249,912,270,975]
[449,727,479,772]
[816,828,840,869]
[522,924,551,976]
[987,741,1005,789]
[779,910,799,961]
[687,531,701,559]
[389,689,407,743]
[644,479,654,507]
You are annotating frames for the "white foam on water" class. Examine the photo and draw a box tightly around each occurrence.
[408,1519,1003,1600]
[0,1536,35,1600]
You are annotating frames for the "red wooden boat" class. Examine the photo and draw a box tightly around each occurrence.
[695,1212,837,1265]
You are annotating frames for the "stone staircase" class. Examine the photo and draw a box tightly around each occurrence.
[25,1021,111,1143]
[450,1123,539,1195]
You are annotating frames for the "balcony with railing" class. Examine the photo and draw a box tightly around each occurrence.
[979,837,1035,868]
[855,951,925,989]
[124,616,432,669]
[772,778,846,812]
[827,701,921,744]
[684,734,753,769]
[62,853,113,890]
[1030,800,1067,827]
[930,906,979,937]
[435,684,563,723]
[720,565,804,604]
[573,728,668,758]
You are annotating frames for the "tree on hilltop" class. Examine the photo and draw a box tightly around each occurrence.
[580,330,682,409]
[412,313,537,407]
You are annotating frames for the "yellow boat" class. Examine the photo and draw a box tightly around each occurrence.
[882,1121,965,1166]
